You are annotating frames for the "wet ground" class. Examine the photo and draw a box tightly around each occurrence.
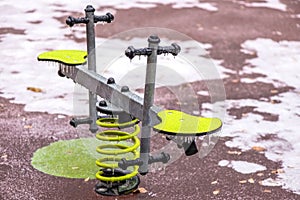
[0,96,299,200]
[1,0,300,199]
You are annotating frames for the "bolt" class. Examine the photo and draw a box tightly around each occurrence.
[161,152,170,163]
[107,77,115,84]
[69,118,77,127]
[99,100,107,107]
[121,86,129,92]
[57,70,65,77]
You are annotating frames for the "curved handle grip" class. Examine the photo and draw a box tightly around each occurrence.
[148,152,170,164]
[66,16,89,27]
[157,43,181,56]
[125,43,181,59]
[94,13,114,23]
[118,158,143,170]
[125,46,152,59]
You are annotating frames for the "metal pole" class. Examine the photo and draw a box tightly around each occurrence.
[65,6,114,133]
[85,5,98,133]
[139,35,160,175]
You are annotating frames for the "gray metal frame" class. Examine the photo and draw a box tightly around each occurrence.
[66,5,114,133]
[63,5,181,175]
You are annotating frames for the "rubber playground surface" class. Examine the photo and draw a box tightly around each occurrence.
[1,1,300,199]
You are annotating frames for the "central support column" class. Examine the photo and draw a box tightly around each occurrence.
[139,35,160,175]
[65,5,114,133]
[85,5,98,133]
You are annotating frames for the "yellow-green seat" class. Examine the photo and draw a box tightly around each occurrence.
[37,50,87,65]
[153,110,222,136]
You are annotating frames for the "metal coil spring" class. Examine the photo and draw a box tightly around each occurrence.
[95,116,140,182]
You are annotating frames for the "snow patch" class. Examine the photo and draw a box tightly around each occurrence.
[241,38,300,88]
[216,38,300,194]
[197,90,210,96]
[218,160,267,174]
[261,177,284,187]
[238,0,287,11]
[0,0,225,115]
[0,0,218,11]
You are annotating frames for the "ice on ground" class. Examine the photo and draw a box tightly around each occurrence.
[237,0,287,11]
[97,37,225,87]
[172,1,217,11]
[213,38,300,194]
[1,1,300,195]
[218,160,267,174]
[261,177,284,187]
[241,38,300,88]
[0,0,218,12]
[0,0,225,115]
[74,35,226,115]
[197,90,210,96]
[214,90,300,194]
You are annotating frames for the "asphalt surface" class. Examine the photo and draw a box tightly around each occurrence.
[1,1,300,199]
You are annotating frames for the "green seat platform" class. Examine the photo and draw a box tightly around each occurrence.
[37,50,87,65]
[153,110,222,136]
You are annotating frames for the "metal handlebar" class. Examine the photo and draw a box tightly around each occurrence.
[125,46,152,60]
[66,16,89,27]
[157,43,181,56]
[124,43,181,59]
[118,152,170,170]
[65,5,114,27]
[94,13,114,23]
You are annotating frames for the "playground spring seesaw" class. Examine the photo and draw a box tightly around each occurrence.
[37,5,222,196]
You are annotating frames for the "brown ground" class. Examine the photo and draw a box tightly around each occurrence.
[1,0,300,199]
